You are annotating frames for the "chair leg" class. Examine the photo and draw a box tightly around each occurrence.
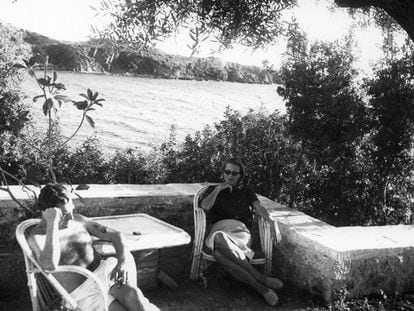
[190,218,205,280]
[264,240,273,276]
[190,251,202,280]
[264,260,271,276]
[25,261,40,311]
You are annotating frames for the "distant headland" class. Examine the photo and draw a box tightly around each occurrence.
[2,21,281,84]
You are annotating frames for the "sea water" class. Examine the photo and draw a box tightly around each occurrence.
[21,71,286,154]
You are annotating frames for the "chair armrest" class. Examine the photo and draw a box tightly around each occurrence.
[273,217,282,244]
[257,215,271,252]
[193,207,207,249]
[45,265,109,311]
[257,215,282,246]
[257,215,282,275]
[190,206,208,279]
[16,219,109,311]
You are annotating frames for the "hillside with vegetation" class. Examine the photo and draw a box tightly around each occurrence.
[0,21,280,84]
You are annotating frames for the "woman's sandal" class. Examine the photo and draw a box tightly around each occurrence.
[265,277,284,290]
[263,289,279,306]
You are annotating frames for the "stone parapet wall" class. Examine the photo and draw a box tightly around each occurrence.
[0,183,202,236]
[1,183,414,302]
[259,194,414,301]
[0,183,202,300]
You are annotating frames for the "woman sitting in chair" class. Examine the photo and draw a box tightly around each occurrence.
[200,157,283,306]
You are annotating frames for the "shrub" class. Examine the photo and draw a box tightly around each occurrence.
[52,136,106,184]
[362,53,414,224]
[277,32,372,225]
[106,148,151,184]
[0,22,31,182]
[158,107,299,202]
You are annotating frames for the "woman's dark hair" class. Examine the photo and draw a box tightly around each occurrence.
[37,183,71,211]
[221,157,246,183]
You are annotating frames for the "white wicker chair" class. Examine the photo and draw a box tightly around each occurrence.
[189,184,282,280]
[16,219,109,311]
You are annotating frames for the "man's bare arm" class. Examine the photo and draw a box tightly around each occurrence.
[77,214,129,259]
[77,214,130,284]
[29,208,62,270]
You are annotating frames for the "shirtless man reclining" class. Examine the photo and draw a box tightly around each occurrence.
[27,183,160,311]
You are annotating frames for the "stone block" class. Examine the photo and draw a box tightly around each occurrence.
[271,206,414,301]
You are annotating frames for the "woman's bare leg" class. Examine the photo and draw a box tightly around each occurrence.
[213,232,267,283]
[213,237,279,306]
[213,248,268,295]
[214,232,283,289]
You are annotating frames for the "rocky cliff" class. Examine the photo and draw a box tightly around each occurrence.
[2,22,281,84]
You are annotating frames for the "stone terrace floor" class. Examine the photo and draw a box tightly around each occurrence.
[1,264,320,311]
[149,267,321,311]
[5,257,414,311]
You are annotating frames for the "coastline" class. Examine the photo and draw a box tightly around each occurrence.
[45,68,278,85]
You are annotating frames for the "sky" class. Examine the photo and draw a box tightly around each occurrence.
[0,0,386,69]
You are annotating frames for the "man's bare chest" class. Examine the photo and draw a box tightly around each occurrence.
[33,221,95,266]
[58,222,95,265]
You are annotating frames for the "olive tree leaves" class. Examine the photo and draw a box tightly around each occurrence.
[92,0,297,56]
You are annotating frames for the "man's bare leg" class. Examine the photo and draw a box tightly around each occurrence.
[109,253,160,311]
[110,285,160,311]
[109,299,128,311]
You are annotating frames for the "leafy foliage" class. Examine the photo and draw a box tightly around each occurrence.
[94,0,297,53]
[276,32,369,224]
[276,31,414,225]
[156,108,299,201]
[59,137,107,184]
[0,22,30,87]
[0,52,104,217]
[0,25,29,126]
[94,0,414,56]
[33,43,105,72]
[362,52,414,224]
[106,148,151,184]
[12,55,104,183]
[0,21,32,191]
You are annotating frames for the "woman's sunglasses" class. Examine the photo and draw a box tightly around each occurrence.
[224,170,240,176]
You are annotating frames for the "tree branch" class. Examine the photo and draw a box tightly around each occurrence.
[56,111,87,150]
[0,167,38,200]
[0,187,35,215]
[335,0,375,9]
[334,0,414,41]
[18,135,45,154]
[0,169,35,216]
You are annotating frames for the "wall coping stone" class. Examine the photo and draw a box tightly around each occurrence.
[0,183,205,200]
[258,194,414,255]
